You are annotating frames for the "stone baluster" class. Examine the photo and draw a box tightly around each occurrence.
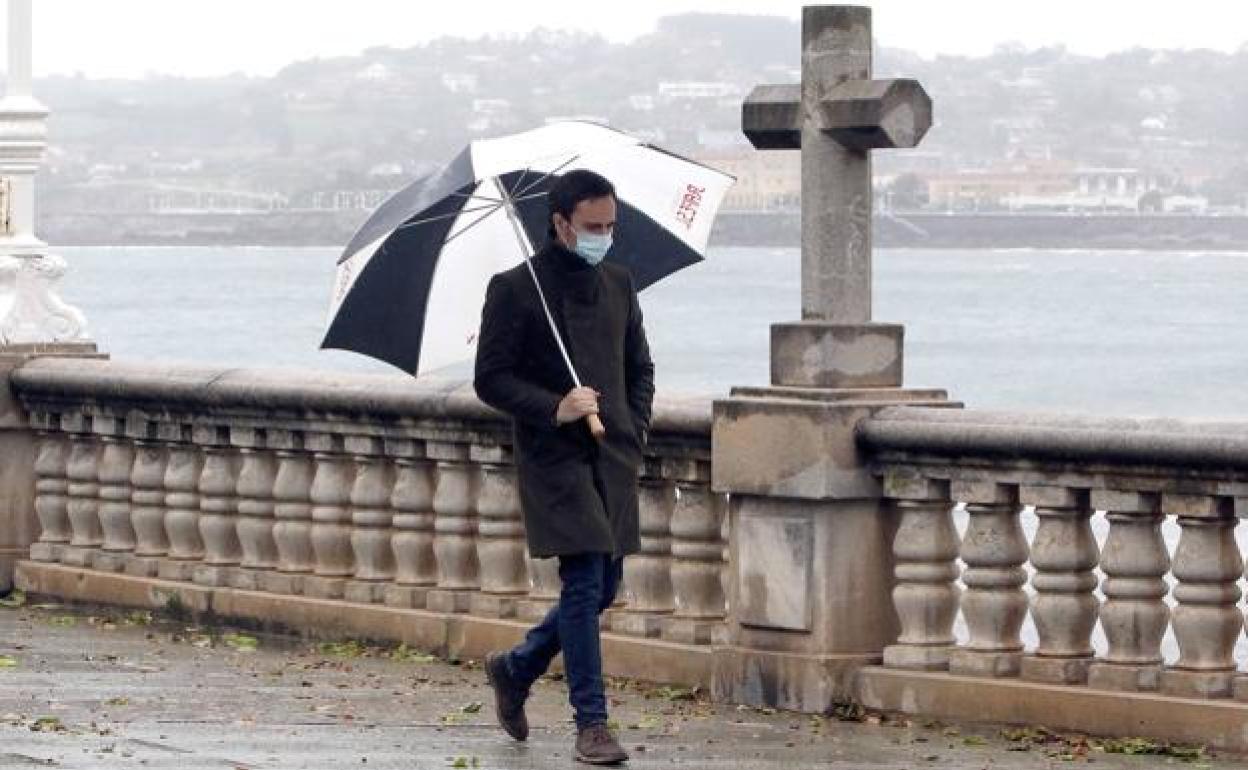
[1088,491,1169,692]
[385,442,436,609]
[471,445,528,618]
[94,436,137,572]
[62,433,102,567]
[427,441,478,613]
[234,434,280,592]
[1160,494,1242,699]
[615,468,676,638]
[127,439,169,578]
[158,441,204,582]
[267,444,314,595]
[949,481,1028,677]
[194,443,242,587]
[1239,495,1248,703]
[664,460,726,645]
[306,435,355,599]
[1021,486,1099,684]
[881,473,960,671]
[29,431,70,563]
[344,436,395,604]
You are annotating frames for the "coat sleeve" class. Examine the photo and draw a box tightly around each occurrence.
[623,273,656,443]
[473,274,564,429]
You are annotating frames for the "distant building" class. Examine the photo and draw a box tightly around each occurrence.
[441,72,479,94]
[356,62,394,82]
[695,149,799,211]
[367,162,404,178]
[657,81,742,101]
[472,98,511,116]
[925,163,1169,212]
[301,189,397,211]
[926,163,1075,211]
[628,94,655,111]
[1162,194,1209,214]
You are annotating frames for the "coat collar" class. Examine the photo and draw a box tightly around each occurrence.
[543,240,597,274]
[535,241,601,302]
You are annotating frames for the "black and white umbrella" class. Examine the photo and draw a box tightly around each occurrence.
[320,121,734,377]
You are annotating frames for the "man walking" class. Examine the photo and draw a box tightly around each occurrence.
[474,169,654,765]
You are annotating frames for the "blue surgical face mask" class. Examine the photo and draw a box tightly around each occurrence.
[573,230,612,265]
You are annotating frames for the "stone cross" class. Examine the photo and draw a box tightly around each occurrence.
[710,6,949,713]
[742,6,930,388]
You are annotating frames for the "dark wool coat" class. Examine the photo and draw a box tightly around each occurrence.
[473,242,655,558]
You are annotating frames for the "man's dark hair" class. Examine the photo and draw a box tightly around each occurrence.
[547,169,616,238]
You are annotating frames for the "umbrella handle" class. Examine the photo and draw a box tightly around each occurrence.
[586,413,607,442]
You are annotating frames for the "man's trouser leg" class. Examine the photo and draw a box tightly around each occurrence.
[506,553,623,727]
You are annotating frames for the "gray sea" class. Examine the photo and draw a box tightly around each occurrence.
[60,245,1248,420]
[55,245,1248,661]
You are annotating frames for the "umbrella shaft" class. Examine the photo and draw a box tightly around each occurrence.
[502,184,584,391]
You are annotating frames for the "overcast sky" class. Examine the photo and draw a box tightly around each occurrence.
[16,0,1248,78]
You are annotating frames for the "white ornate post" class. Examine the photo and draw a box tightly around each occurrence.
[0,0,88,344]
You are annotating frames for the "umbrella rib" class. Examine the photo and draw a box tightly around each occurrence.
[440,202,506,247]
[451,190,503,204]
[507,167,531,198]
[395,203,499,231]
[510,191,547,204]
[512,154,581,200]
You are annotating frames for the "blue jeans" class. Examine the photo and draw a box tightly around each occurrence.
[506,552,623,729]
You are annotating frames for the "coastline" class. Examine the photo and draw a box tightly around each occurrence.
[39,209,1248,251]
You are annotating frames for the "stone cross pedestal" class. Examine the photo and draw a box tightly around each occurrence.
[710,6,953,712]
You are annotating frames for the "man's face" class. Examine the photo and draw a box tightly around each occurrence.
[555,195,617,248]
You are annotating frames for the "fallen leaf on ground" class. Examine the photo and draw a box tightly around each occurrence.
[318,640,369,658]
[31,716,64,733]
[649,685,698,702]
[387,643,437,663]
[223,633,259,652]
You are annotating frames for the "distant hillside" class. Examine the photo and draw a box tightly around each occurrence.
[33,13,1248,232]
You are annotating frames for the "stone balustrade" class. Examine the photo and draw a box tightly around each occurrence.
[13,359,726,648]
[22,360,1248,751]
[858,407,1248,703]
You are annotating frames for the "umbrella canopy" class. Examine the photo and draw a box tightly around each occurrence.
[321,121,734,375]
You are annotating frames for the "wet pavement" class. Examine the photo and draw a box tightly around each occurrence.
[0,594,1240,769]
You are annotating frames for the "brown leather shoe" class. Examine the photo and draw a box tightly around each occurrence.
[484,651,529,741]
[575,722,629,765]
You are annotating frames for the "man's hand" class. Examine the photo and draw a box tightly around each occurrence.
[556,386,600,425]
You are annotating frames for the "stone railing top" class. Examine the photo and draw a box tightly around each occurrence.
[10,357,713,440]
[859,406,1248,474]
